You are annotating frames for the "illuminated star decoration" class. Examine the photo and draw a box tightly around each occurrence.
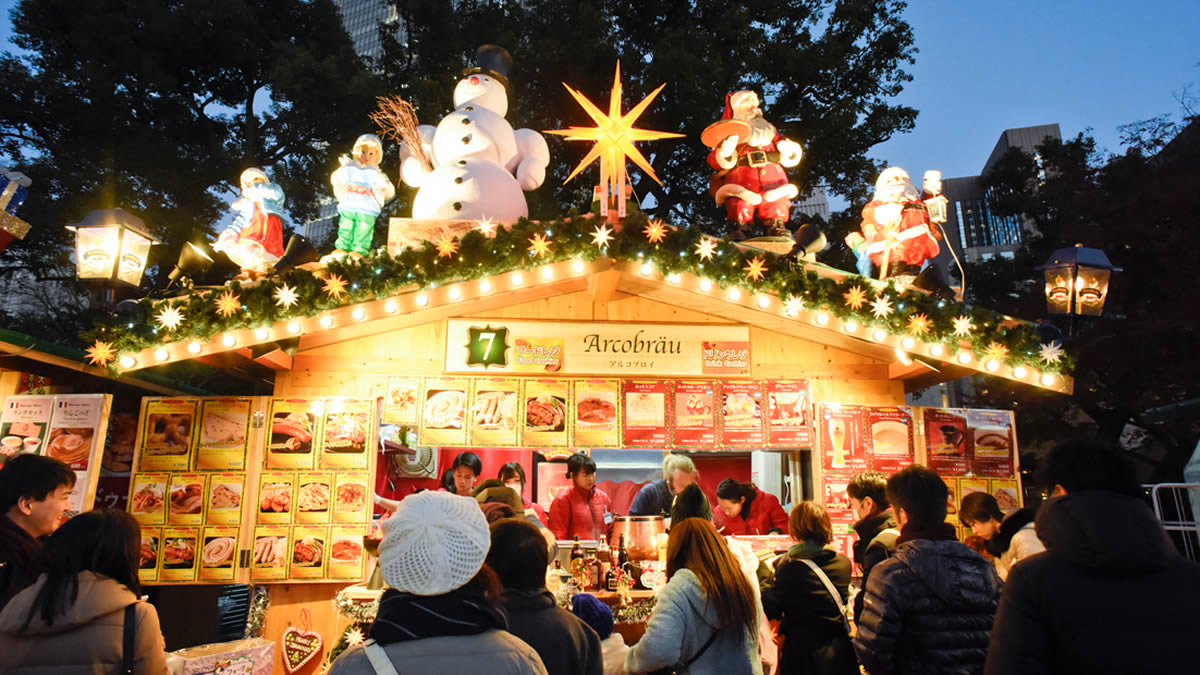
[982,342,1009,363]
[528,232,552,258]
[86,340,116,366]
[744,256,767,282]
[643,220,667,244]
[783,297,805,316]
[344,627,365,647]
[843,286,868,310]
[870,295,894,319]
[434,234,458,258]
[694,236,718,262]
[156,304,184,332]
[274,283,299,309]
[323,274,348,299]
[475,218,498,237]
[907,313,931,336]
[952,315,975,337]
[591,224,614,249]
[214,290,241,318]
[545,62,685,215]
[1038,340,1064,365]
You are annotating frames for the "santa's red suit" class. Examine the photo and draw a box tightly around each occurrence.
[707,137,794,223]
[860,199,940,270]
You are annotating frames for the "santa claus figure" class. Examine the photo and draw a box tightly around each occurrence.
[214,167,286,281]
[706,90,803,240]
[846,167,941,285]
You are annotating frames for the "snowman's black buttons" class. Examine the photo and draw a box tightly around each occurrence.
[457,160,467,166]
[454,177,463,184]
[453,202,463,211]
[466,106,474,111]
[461,118,470,125]
[462,136,470,144]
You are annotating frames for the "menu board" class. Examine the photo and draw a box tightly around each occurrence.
[865,407,915,473]
[167,473,205,526]
[290,525,328,579]
[159,527,199,582]
[382,376,421,426]
[257,472,295,525]
[1,395,53,456]
[721,381,765,448]
[573,379,620,447]
[470,378,521,447]
[923,408,969,475]
[673,380,717,448]
[967,410,1016,477]
[332,472,370,524]
[822,472,857,528]
[138,399,198,472]
[266,399,319,470]
[623,380,669,447]
[990,479,1020,515]
[195,399,251,471]
[766,380,811,447]
[138,526,161,584]
[819,404,867,471]
[198,526,239,582]
[205,474,244,526]
[49,395,112,515]
[328,526,367,580]
[524,379,571,447]
[251,525,290,581]
[129,473,169,526]
[419,377,469,446]
[318,398,372,470]
[295,471,332,524]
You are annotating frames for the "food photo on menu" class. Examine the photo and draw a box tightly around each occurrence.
[473,390,518,430]
[386,380,419,423]
[208,482,242,512]
[625,391,666,427]
[199,408,247,448]
[202,536,237,569]
[43,427,94,466]
[169,481,204,515]
[322,411,368,452]
[723,391,761,423]
[334,481,367,513]
[260,481,293,514]
[526,392,567,432]
[424,389,466,429]
[1,421,46,456]
[575,391,617,428]
[329,536,363,564]
[253,536,288,568]
[143,412,193,455]
[139,534,159,569]
[162,536,197,569]
[130,480,165,516]
[292,536,325,567]
[298,481,331,513]
[270,411,314,453]
[768,390,807,427]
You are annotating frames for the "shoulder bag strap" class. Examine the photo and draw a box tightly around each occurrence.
[676,625,722,671]
[363,639,401,675]
[798,558,852,634]
[121,603,137,675]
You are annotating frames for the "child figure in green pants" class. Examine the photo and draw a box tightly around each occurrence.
[326,134,395,260]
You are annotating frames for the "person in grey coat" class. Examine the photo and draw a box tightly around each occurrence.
[626,518,762,674]
[328,491,546,675]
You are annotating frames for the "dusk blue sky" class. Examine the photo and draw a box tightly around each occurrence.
[3,1,1198,186]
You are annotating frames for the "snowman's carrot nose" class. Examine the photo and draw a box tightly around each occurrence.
[469,76,480,86]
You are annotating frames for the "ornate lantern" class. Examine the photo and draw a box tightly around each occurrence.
[1036,244,1119,318]
[67,208,159,287]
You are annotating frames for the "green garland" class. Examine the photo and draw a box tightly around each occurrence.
[332,588,381,623]
[86,212,1072,375]
[243,585,270,639]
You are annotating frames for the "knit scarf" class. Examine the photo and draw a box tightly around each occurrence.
[785,538,828,559]
[895,520,958,545]
[369,586,508,645]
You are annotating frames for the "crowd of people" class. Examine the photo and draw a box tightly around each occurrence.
[1,441,1198,674]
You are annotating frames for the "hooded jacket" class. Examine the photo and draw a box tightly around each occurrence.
[762,547,857,675]
[850,509,898,623]
[853,524,1002,675]
[984,492,1200,675]
[0,571,167,674]
[626,568,763,674]
[502,587,602,675]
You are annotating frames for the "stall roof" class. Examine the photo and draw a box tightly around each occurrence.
[106,255,1072,395]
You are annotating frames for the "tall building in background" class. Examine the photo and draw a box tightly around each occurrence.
[937,124,1061,271]
[305,1,405,244]
[794,185,831,222]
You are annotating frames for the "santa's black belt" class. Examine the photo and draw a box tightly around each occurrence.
[736,150,781,168]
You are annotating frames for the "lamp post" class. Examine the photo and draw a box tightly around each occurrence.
[1036,243,1120,336]
[67,208,159,306]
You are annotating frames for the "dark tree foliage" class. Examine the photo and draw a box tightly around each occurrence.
[963,127,1200,479]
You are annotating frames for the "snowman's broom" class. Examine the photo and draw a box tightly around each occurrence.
[370,96,431,172]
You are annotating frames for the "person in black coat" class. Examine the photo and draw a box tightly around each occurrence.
[985,440,1200,675]
[762,502,858,675]
[845,471,898,623]
[487,518,602,675]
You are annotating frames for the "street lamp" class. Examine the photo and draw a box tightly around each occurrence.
[1036,244,1120,329]
[67,208,159,287]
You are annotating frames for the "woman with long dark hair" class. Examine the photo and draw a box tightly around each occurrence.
[626,518,762,674]
[498,462,547,525]
[714,479,789,535]
[0,508,167,674]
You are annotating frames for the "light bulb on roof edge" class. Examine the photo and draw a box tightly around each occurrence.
[985,359,1000,372]
[1040,373,1056,386]
[901,336,915,349]
[254,328,269,340]
[815,312,830,326]
[1013,366,1028,379]
[541,267,554,280]
[572,259,584,273]
[843,320,858,333]
[757,296,770,308]
[287,321,301,334]
[929,344,945,357]
[699,279,713,292]
[872,329,887,342]
[479,280,492,294]
[187,342,202,354]
[668,273,681,284]
[727,288,741,301]
[319,315,333,328]
[415,293,428,307]
[352,307,366,321]
[449,287,462,301]
[154,348,169,361]
[384,300,398,314]
[511,272,523,286]
[119,355,136,369]
[222,334,236,347]
[640,264,653,276]
[957,351,972,364]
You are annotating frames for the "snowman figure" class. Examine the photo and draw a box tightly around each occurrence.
[399,45,549,222]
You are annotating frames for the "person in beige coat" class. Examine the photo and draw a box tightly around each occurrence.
[0,509,167,674]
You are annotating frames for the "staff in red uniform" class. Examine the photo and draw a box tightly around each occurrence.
[713,479,788,536]
[548,452,613,541]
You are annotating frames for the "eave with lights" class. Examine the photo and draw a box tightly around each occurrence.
[89,215,1072,395]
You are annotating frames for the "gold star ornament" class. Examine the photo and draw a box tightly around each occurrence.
[546,62,684,214]
[591,224,614,248]
[744,256,767,282]
[952,315,975,337]
[86,340,116,366]
[274,283,299,309]
[1038,341,1064,365]
[783,297,805,316]
[156,304,184,332]
[870,295,894,319]
[323,274,348,299]
[214,290,241,318]
[843,286,867,310]
[694,236,718,261]
[475,218,498,237]
[907,313,931,336]
[434,235,458,258]
[528,232,552,258]
[644,220,668,244]
[982,342,1010,363]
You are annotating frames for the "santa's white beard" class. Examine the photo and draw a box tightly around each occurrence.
[737,114,777,148]
[874,180,921,203]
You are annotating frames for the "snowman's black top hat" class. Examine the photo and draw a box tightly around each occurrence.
[462,44,512,91]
